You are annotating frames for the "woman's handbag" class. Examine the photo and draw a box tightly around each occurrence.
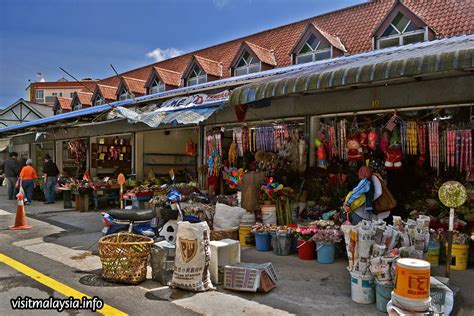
[373,176,397,213]
[15,178,21,189]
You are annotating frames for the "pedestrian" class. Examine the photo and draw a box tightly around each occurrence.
[1,152,21,200]
[43,154,60,204]
[343,166,382,225]
[19,159,38,205]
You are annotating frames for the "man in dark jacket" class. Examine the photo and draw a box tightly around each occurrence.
[43,154,60,204]
[2,152,20,200]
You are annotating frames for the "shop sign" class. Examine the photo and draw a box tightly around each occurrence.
[159,90,229,112]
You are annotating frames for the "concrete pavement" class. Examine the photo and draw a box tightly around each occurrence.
[0,186,473,315]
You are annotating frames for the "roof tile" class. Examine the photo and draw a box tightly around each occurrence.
[55,97,72,111]
[244,41,277,66]
[194,55,223,77]
[153,67,182,87]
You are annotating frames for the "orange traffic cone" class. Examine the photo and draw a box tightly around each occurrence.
[9,190,32,230]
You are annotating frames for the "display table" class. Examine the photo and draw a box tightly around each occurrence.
[93,188,120,209]
[73,190,91,212]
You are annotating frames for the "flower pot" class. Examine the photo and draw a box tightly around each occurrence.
[297,239,315,260]
[271,233,292,256]
[254,232,271,251]
[316,242,335,264]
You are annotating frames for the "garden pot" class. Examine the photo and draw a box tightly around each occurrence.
[254,232,271,251]
[297,239,315,260]
[316,242,335,264]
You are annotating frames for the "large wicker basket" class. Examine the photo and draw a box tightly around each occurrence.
[98,233,154,285]
[210,228,239,241]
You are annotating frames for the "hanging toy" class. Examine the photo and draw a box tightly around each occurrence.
[368,130,378,150]
[315,138,328,169]
[359,130,369,153]
[347,136,363,161]
[384,148,403,169]
[228,142,237,166]
[186,139,196,156]
[380,130,390,153]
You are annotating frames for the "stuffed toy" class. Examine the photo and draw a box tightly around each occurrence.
[380,130,390,152]
[368,130,378,150]
[384,148,403,169]
[389,128,401,148]
[314,138,328,169]
[347,136,363,161]
[359,131,368,151]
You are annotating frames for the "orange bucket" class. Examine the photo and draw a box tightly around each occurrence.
[394,258,430,300]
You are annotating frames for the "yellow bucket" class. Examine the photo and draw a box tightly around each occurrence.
[239,225,254,246]
[446,243,469,270]
[394,258,430,300]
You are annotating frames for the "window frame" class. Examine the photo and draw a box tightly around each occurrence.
[35,89,44,102]
[295,33,332,65]
[94,93,105,106]
[149,76,166,94]
[72,100,82,111]
[186,65,207,87]
[376,12,427,49]
[233,51,261,76]
[118,86,131,100]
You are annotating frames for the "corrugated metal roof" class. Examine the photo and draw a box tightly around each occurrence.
[230,35,474,106]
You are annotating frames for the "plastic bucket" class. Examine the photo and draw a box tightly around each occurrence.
[254,232,271,251]
[297,239,315,260]
[240,212,255,226]
[239,225,254,246]
[350,271,375,304]
[445,243,469,270]
[393,258,430,311]
[271,233,292,256]
[316,242,335,264]
[261,205,277,225]
[375,283,394,313]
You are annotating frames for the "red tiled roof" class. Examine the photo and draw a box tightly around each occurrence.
[152,67,182,87]
[243,41,277,66]
[75,91,93,107]
[95,0,471,87]
[30,80,98,89]
[120,76,147,95]
[55,97,72,111]
[95,84,118,101]
[312,23,347,52]
[194,55,223,77]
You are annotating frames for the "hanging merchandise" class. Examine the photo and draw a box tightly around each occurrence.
[465,130,472,175]
[233,128,244,157]
[347,136,363,161]
[385,128,403,169]
[256,126,274,152]
[417,123,427,167]
[315,138,328,169]
[329,124,337,158]
[298,139,307,173]
[380,129,390,153]
[228,142,237,167]
[242,126,250,154]
[368,130,378,151]
[338,120,347,160]
[186,139,196,156]
[428,121,440,175]
[273,125,289,153]
[359,130,369,154]
[385,113,400,131]
[400,120,407,154]
[207,131,222,176]
[406,121,418,156]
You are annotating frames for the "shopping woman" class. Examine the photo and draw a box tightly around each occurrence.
[19,159,38,205]
[343,166,382,225]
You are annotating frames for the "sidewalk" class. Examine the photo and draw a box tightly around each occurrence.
[1,186,473,315]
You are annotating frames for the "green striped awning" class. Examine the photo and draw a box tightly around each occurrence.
[230,35,474,106]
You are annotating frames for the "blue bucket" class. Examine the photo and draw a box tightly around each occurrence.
[254,232,271,251]
[316,242,335,264]
[375,283,394,313]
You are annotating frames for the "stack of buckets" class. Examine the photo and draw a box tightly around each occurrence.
[390,258,431,312]
[350,271,375,305]
[239,212,255,247]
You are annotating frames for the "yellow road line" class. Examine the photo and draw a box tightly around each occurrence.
[0,253,127,316]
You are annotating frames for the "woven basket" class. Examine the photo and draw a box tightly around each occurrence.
[210,228,239,241]
[98,233,154,285]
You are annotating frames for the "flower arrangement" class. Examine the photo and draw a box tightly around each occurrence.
[310,227,343,243]
[295,225,319,241]
[251,223,277,234]
[259,177,283,202]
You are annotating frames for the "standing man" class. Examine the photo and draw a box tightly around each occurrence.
[2,152,20,200]
[43,154,60,204]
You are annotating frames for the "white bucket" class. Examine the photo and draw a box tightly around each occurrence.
[350,271,375,304]
[261,205,277,225]
[391,292,432,312]
[241,212,255,226]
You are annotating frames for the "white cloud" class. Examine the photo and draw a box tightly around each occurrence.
[146,47,184,62]
[212,0,231,9]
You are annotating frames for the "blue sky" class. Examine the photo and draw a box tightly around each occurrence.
[0,0,361,107]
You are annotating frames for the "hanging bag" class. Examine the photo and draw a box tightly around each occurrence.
[373,176,397,213]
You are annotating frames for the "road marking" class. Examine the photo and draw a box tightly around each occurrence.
[0,209,12,215]
[0,253,127,316]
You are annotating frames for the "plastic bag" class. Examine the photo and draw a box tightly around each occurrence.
[213,203,245,230]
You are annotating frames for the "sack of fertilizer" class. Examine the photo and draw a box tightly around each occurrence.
[170,221,214,292]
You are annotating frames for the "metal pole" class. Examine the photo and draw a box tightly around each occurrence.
[445,207,455,278]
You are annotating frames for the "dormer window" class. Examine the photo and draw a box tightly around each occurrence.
[118,86,131,100]
[377,12,425,49]
[94,94,105,105]
[187,66,206,87]
[234,51,261,76]
[73,102,82,111]
[149,77,166,94]
[296,34,331,64]
[56,108,62,115]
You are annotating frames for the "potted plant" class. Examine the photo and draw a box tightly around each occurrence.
[295,225,319,260]
[311,226,342,264]
[258,177,283,225]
